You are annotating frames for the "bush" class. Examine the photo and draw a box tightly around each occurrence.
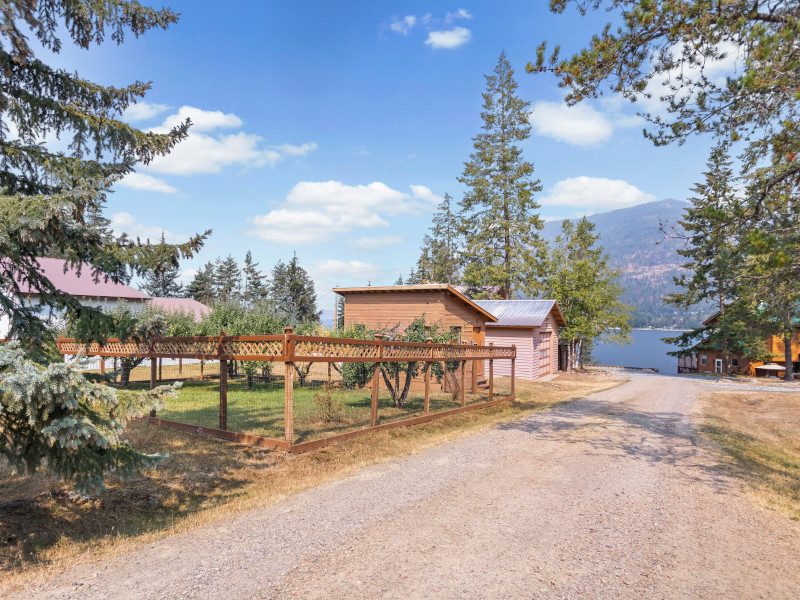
[313,382,343,423]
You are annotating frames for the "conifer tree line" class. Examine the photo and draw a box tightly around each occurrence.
[184,251,321,323]
[407,52,632,367]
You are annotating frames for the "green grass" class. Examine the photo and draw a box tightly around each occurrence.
[135,377,504,443]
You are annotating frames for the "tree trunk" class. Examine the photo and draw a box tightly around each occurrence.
[120,359,132,388]
[785,334,794,382]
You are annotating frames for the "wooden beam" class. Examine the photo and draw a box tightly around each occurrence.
[371,333,382,427]
[424,337,432,414]
[149,359,157,418]
[510,345,516,397]
[460,359,466,408]
[178,358,183,375]
[471,341,478,393]
[284,326,295,445]
[489,343,494,402]
[219,358,228,431]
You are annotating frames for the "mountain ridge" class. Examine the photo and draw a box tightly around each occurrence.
[542,199,708,328]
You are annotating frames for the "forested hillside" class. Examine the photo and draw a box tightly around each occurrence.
[542,200,711,328]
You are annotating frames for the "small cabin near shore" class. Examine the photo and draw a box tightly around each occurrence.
[333,284,499,389]
[474,299,566,380]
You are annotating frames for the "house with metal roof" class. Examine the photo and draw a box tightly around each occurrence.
[474,299,567,379]
[0,257,151,337]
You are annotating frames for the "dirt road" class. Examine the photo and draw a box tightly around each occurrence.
[9,374,800,599]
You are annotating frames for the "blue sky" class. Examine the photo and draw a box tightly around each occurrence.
[53,1,722,313]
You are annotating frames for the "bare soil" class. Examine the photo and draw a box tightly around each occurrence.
[4,373,799,599]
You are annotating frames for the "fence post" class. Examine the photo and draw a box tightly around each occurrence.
[99,355,105,375]
[371,334,382,427]
[113,357,118,383]
[471,341,478,393]
[327,361,332,384]
[178,358,183,375]
[200,359,204,379]
[284,326,295,446]
[149,358,158,417]
[460,343,467,408]
[219,331,227,431]
[424,337,433,414]
[488,342,494,401]
[511,345,516,397]
[158,357,162,382]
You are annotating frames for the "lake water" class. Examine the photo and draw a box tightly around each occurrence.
[591,329,684,374]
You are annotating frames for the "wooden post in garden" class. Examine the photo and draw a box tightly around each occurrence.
[471,341,478,393]
[424,337,433,414]
[371,334,382,427]
[510,345,516,397]
[488,342,494,401]
[200,359,204,379]
[284,326,295,445]
[113,357,117,382]
[158,357,162,382]
[178,358,183,375]
[460,342,467,407]
[149,358,158,417]
[327,361,332,384]
[99,356,105,375]
[219,332,228,431]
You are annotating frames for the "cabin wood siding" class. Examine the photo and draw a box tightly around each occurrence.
[343,291,448,330]
[484,328,534,378]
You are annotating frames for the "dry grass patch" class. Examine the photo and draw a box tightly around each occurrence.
[700,391,800,520]
[0,372,624,588]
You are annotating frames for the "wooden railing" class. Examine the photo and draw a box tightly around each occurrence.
[56,332,515,363]
[56,328,517,453]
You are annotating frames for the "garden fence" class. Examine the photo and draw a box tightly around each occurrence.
[57,327,517,453]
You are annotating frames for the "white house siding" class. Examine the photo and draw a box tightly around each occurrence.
[484,327,535,379]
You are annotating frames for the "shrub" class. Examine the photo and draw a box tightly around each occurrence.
[313,382,343,423]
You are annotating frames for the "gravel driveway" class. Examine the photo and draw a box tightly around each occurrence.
[7,373,800,599]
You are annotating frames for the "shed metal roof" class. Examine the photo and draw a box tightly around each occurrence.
[474,299,566,328]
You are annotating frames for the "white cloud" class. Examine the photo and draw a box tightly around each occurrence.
[409,184,443,204]
[122,101,171,122]
[311,259,385,282]
[248,181,438,244]
[445,8,472,23]
[140,106,317,176]
[116,172,178,194]
[540,177,657,212]
[178,268,198,286]
[150,106,242,134]
[530,101,613,146]
[353,235,404,249]
[425,27,471,49]
[389,15,416,34]
[110,212,186,243]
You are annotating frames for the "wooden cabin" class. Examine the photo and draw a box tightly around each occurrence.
[474,300,566,379]
[333,284,499,389]
[678,312,800,376]
[333,284,497,345]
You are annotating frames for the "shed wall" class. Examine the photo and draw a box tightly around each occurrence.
[484,328,534,379]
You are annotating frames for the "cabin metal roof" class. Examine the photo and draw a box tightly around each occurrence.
[473,299,566,328]
[332,284,498,322]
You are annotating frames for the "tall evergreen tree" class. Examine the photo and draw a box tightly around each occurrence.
[242,250,267,305]
[541,218,632,369]
[0,1,206,494]
[414,192,461,284]
[215,255,241,302]
[458,52,544,299]
[269,253,320,323]
[0,1,209,348]
[665,145,748,374]
[139,233,185,298]
[186,261,216,305]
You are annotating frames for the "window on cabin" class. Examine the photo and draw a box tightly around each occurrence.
[700,354,707,366]
[732,357,739,368]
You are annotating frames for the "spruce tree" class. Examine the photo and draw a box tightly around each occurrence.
[215,255,241,302]
[0,1,205,493]
[458,52,544,298]
[242,250,267,305]
[139,233,185,298]
[269,253,320,323]
[414,192,461,285]
[541,218,632,369]
[186,261,216,305]
[0,1,209,348]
